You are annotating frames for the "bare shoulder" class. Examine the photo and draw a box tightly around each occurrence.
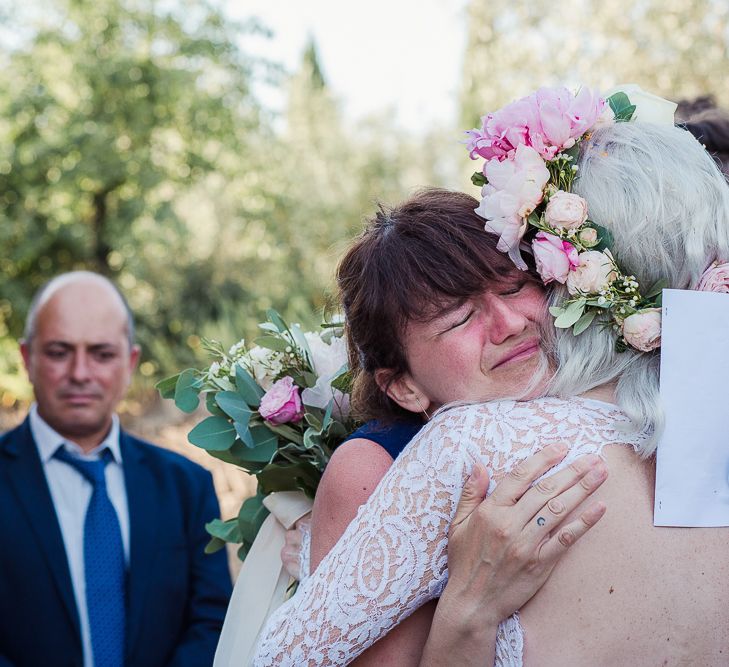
[319,438,394,503]
[310,438,394,569]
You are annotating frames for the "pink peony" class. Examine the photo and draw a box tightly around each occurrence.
[259,376,304,425]
[467,86,607,162]
[532,232,579,284]
[566,250,617,295]
[697,261,729,293]
[544,191,589,230]
[475,144,550,268]
[622,309,662,352]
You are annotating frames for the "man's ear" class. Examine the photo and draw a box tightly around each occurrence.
[19,339,32,376]
[374,368,431,416]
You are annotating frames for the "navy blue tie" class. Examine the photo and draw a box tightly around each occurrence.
[55,447,126,667]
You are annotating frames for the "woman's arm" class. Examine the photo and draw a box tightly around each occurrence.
[252,408,608,666]
[311,438,439,666]
[420,447,607,666]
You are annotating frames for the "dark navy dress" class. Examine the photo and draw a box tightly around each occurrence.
[343,419,423,460]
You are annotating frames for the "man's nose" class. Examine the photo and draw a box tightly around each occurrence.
[485,295,528,344]
[69,352,92,382]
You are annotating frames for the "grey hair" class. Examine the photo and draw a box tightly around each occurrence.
[543,122,729,456]
[24,271,136,348]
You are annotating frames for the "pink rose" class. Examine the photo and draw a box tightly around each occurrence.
[697,261,729,293]
[566,250,617,295]
[259,376,304,425]
[532,232,579,284]
[622,309,662,352]
[544,191,589,230]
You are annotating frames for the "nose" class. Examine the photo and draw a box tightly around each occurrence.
[69,351,92,384]
[483,294,528,345]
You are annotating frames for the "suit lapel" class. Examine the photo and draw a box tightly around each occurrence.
[2,419,81,638]
[122,431,160,654]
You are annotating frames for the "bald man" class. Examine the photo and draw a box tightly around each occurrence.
[0,272,231,667]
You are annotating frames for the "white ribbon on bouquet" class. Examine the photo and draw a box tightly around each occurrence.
[214,490,314,667]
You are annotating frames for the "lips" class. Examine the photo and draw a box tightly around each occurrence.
[60,393,101,404]
[492,338,541,370]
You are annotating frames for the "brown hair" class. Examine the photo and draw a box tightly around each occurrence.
[337,188,538,423]
[678,96,729,176]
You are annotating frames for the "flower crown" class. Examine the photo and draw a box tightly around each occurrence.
[466,85,677,352]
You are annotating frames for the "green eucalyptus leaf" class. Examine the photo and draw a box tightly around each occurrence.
[554,300,586,328]
[205,517,241,545]
[250,424,279,449]
[289,324,313,365]
[471,171,487,187]
[234,418,254,447]
[156,373,180,400]
[216,391,254,422]
[265,422,304,445]
[235,364,264,407]
[549,306,565,317]
[266,309,288,333]
[572,310,597,335]
[304,411,323,431]
[174,369,202,413]
[257,461,320,498]
[236,494,270,561]
[204,536,226,555]
[644,279,668,300]
[592,223,615,252]
[188,416,236,451]
[607,92,636,122]
[303,428,322,450]
[330,365,352,394]
[205,392,226,416]
[253,335,290,352]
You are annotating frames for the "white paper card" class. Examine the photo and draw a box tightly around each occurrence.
[654,289,729,527]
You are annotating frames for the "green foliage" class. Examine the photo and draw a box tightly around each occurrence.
[607,92,636,122]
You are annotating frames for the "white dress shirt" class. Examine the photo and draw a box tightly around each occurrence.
[30,404,130,667]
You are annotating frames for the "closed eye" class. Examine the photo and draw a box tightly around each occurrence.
[442,309,474,333]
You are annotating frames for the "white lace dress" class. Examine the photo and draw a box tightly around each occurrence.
[253,397,648,666]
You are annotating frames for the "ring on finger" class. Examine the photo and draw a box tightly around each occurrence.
[536,516,546,527]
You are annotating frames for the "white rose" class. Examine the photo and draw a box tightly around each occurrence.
[605,84,677,125]
[304,332,348,378]
[302,332,350,419]
[566,250,617,295]
[622,308,661,352]
[544,191,589,230]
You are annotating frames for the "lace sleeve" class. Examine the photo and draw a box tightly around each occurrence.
[252,407,480,666]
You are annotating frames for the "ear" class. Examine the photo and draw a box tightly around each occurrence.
[19,339,32,376]
[374,368,431,416]
[128,344,141,374]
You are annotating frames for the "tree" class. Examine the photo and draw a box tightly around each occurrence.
[460,0,729,128]
[0,0,269,376]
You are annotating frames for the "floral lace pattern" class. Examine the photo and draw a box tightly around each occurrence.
[253,397,648,666]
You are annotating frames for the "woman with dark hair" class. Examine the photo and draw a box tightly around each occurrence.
[302,189,606,665]
[254,88,729,666]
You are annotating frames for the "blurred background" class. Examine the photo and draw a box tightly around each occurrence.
[1,0,728,520]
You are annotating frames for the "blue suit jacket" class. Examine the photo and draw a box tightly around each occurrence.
[0,418,232,667]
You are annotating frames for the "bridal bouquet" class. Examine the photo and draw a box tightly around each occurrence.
[157,310,357,560]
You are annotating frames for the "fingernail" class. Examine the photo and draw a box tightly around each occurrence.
[470,465,482,481]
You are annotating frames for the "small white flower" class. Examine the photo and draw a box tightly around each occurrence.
[597,296,607,305]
